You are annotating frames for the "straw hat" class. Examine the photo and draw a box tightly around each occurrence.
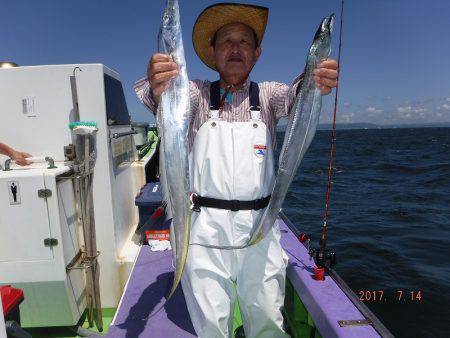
[192,3,269,70]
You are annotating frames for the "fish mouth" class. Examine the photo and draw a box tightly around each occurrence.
[327,14,335,33]
[313,13,334,41]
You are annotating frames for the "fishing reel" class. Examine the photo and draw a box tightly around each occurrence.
[308,241,336,281]
[308,244,337,270]
[300,234,336,270]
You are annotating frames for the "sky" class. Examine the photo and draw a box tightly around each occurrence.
[2,0,450,125]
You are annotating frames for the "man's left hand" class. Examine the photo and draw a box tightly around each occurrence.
[314,59,338,95]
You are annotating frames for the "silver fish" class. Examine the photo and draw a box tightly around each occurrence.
[199,14,335,250]
[247,14,335,245]
[157,0,191,298]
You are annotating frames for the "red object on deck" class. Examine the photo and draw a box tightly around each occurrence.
[0,285,24,316]
[146,229,170,241]
[313,267,325,281]
[298,233,309,243]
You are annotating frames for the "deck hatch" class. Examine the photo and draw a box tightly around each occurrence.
[0,174,53,262]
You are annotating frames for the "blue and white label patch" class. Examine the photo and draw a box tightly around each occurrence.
[254,145,267,158]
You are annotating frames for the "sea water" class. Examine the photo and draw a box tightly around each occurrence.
[278,127,450,338]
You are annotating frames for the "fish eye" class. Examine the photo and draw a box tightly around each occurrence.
[163,14,169,22]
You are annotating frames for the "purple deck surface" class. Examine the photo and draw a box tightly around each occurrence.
[105,220,381,338]
[279,219,381,338]
[106,249,196,338]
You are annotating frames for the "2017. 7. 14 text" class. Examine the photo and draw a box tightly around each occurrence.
[358,290,422,302]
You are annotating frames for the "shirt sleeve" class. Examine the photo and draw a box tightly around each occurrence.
[133,77,201,116]
[134,77,157,113]
[268,73,304,120]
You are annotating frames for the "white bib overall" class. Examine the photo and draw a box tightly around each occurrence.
[181,98,289,338]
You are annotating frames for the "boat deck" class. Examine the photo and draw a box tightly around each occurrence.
[105,219,382,338]
[107,248,195,337]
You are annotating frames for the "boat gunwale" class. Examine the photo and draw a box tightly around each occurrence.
[279,211,394,338]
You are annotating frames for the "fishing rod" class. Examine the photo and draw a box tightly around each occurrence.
[308,0,344,280]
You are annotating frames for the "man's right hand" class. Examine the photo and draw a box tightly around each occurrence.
[147,53,179,103]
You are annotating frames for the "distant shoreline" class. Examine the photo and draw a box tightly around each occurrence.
[276,122,450,131]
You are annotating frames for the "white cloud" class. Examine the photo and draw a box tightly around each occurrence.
[340,113,354,123]
[437,103,450,111]
[396,105,426,114]
[446,98,450,102]
[396,106,411,113]
[366,106,383,113]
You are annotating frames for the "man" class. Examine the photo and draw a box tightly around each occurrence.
[135,3,338,337]
[0,142,31,166]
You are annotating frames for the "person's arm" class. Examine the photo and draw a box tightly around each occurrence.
[0,143,32,166]
[0,142,12,157]
[269,59,339,119]
[134,53,200,116]
[134,77,200,116]
[268,74,304,121]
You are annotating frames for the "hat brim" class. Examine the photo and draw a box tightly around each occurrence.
[192,3,268,71]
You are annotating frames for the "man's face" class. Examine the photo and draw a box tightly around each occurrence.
[209,23,261,84]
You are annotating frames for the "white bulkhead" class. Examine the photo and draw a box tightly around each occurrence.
[0,64,147,327]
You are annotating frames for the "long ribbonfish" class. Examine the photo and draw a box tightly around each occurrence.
[199,14,334,249]
[247,14,335,246]
[157,0,191,298]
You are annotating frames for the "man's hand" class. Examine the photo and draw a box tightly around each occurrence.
[11,151,32,166]
[314,59,338,95]
[147,53,179,103]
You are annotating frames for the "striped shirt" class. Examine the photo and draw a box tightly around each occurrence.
[134,75,303,149]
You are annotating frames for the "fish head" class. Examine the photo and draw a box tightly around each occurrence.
[158,0,181,55]
[162,0,179,30]
[310,14,334,62]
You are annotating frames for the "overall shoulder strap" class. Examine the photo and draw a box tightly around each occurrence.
[209,80,221,110]
[249,81,261,111]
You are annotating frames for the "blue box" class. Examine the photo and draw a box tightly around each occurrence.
[135,182,163,226]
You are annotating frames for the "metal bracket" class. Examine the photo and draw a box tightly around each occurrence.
[38,189,52,198]
[3,159,11,171]
[44,238,58,247]
[338,319,373,327]
[64,144,76,161]
[111,130,138,139]
[66,251,101,271]
[45,156,57,169]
